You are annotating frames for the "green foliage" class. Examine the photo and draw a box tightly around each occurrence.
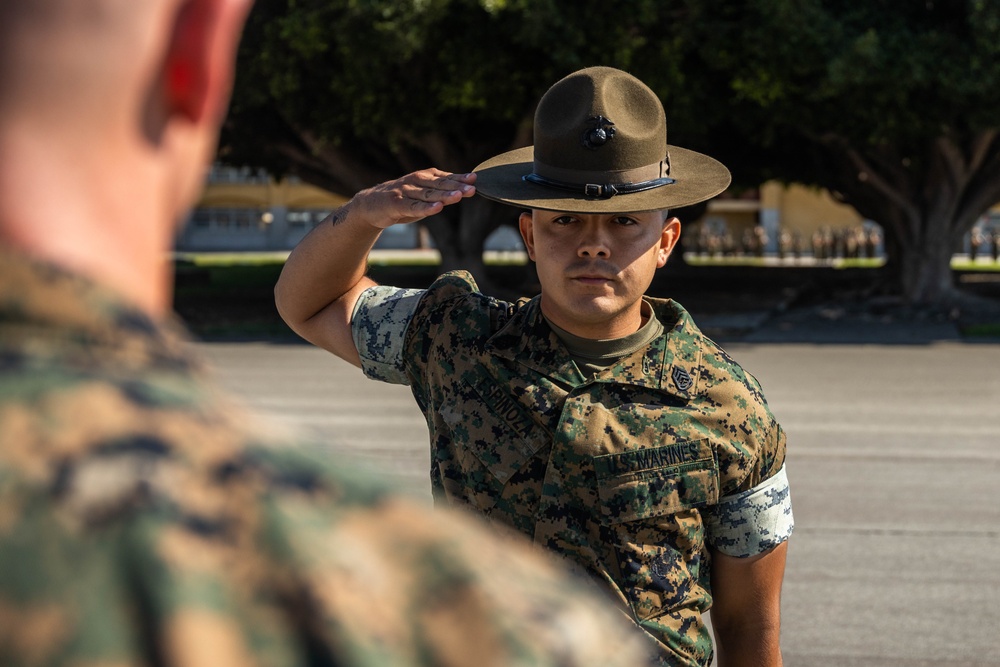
[687,0,1000,162]
[222,0,1000,302]
[227,0,1000,182]
[225,0,697,177]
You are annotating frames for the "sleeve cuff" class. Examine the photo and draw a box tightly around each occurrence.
[350,285,425,385]
[705,464,794,558]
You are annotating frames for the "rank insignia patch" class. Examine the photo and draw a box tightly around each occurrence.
[671,366,693,392]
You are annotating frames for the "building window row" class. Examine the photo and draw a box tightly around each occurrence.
[189,208,268,231]
[287,210,331,230]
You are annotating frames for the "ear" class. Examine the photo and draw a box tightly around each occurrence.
[163,0,252,123]
[656,217,681,268]
[518,211,537,261]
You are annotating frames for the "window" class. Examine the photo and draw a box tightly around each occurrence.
[189,208,267,231]
[287,209,330,230]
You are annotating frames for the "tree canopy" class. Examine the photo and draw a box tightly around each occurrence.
[687,0,1000,303]
[223,0,1000,304]
[222,0,704,289]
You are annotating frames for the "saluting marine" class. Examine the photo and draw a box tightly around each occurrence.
[277,66,794,666]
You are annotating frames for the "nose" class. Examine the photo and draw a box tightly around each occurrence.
[577,222,610,258]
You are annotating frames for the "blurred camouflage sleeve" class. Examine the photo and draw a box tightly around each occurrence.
[255,447,658,667]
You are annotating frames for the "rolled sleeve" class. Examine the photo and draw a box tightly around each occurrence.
[350,285,425,385]
[705,464,793,558]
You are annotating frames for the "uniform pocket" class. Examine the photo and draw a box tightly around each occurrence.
[594,439,719,634]
[438,377,546,485]
[593,438,719,524]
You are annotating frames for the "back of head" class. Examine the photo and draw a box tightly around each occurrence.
[0,0,250,314]
[0,0,156,133]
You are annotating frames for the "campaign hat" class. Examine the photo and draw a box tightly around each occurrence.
[474,66,731,213]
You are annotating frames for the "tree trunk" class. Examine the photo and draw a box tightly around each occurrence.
[814,132,1000,308]
[890,225,958,305]
[422,197,523,298]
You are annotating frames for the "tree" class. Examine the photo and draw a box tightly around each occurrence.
[684,0,1000,305]
[222,0,695,293]
[224,0,1000,307]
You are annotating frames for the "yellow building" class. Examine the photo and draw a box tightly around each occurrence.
[177,165,348,252]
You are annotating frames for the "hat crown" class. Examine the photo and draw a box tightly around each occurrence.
[534,66,668,174]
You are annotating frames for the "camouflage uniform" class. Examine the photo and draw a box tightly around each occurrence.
[353,272,794,666]
[0,253,654,667]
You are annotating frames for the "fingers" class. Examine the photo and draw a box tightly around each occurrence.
[357,169,477,228]
[405,169,477,202]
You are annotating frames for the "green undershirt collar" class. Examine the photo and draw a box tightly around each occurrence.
[545,300,663,375]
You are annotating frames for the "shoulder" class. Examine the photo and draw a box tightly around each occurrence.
[408,270,520,346]
[0,357,654,667]
[352,270,493,331]
[351,271,520,385]
[652,298,786,488]
[421,270,516,319]
[0,345,303,522]
[653,297,768,403]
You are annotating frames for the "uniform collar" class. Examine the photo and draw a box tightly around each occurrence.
[0,248,197,370]
[485,297,586,386]
[485,295,703,400]
[599,298,703,400]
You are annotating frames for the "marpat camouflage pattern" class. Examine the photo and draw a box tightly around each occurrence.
[352,271,793,666]
[0,254,655,667]
[704,464,793,557]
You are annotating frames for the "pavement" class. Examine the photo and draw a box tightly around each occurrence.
[699,309,968,345]
[193,313,1000,666]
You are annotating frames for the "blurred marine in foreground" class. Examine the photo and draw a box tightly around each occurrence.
[0,1,652,665]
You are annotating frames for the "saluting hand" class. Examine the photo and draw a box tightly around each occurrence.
[343,168,477,229]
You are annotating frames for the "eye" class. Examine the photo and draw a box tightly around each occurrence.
[612,215,637,226]
[552,215,577,226]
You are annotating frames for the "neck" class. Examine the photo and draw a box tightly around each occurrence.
[0,130,178,317]
[539,297,648,340]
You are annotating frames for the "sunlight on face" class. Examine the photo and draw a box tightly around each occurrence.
[518,209,680,339]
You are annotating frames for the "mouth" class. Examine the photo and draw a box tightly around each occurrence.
[570,274,615,286]
[568,259,618,277]
[567,261,619,287]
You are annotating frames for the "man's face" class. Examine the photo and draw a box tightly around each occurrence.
[518,209,680,339]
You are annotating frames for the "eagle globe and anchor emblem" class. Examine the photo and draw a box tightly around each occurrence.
[582,115,616,149]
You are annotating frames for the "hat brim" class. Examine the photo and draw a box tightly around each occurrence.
[473,145,731,214]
